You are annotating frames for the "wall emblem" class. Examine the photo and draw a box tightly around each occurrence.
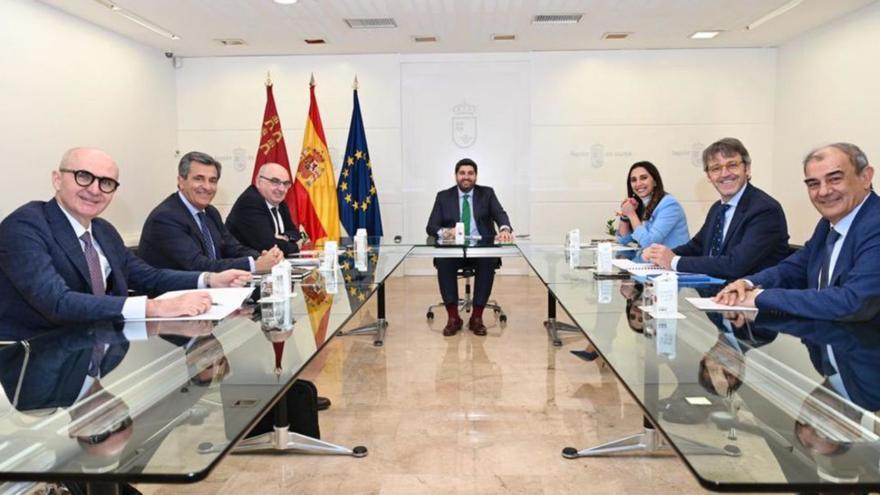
[452,101,477,148]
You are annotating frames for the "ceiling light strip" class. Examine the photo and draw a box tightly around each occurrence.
[747,0,804,30]
[92,0,179,40]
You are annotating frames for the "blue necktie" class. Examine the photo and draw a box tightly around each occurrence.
[197,212,217,260]
[709,204,731,256]
[819,227,841,289]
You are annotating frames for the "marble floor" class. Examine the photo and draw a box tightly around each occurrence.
[137,274,710,494]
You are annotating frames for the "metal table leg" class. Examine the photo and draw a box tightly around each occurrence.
[338,282,388,347]
[197,398,367,458]
[543,291,580,346]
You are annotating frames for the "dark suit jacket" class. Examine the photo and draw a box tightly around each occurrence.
[425,184,511,238]
[0,199,198,329]
[225,185,301,256]
[674,183,789,280]
[752,315,880,411]
[750,192,880,321]
[139,193,259,272]
[0,325,128,411]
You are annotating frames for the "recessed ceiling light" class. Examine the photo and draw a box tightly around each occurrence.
[492,34,516,41]
[345,18,397,29]
[304,38,326,44]
[273,0,298,4]
[412,36,438,43]
[602,32,631,40]
[215,38,248,46]
[532,14,583,25]
[690,31,721,39]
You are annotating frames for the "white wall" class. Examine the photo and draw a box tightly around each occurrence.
[775,1,880,242]
[0,0,177,239]
[175,49,776,248]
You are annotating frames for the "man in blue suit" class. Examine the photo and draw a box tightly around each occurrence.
[139,151,284,273]
[425,158,513,336]
[715,143,880,321]
[643,138,790,280]
[0,148,251,329]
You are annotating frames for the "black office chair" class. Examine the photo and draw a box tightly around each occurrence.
[425,267,507,324]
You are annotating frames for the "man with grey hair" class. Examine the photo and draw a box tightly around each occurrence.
[0,148,251,329]
[139,151,283,273]
[226,162,302,256]
[715,143,880,321]
[643,137,790,280]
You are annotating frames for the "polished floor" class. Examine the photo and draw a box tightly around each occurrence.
[137,273,709,494]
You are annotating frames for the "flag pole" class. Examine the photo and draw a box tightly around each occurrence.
[309,72,315,87]
[266,71,272,87]
[353,75,359,91]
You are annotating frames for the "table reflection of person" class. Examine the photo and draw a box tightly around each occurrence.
[571,282,644,363]
[697,312,777,397]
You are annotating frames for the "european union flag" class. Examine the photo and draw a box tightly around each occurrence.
[338,86,383,237]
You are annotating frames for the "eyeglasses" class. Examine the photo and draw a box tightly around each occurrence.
[707,161,744,177]
[79,416,133,445]
[259,176,293,188]
[60,168,120,193]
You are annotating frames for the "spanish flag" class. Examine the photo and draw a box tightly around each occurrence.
[294,75,340,246]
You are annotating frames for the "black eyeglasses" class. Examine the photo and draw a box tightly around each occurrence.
[79,416,133,445]
[259,176,293,188]
[60,168,121,193]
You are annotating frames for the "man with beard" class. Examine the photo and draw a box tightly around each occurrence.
[425,158,512,336]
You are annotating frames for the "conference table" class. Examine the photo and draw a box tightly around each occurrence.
[1,238,879,493]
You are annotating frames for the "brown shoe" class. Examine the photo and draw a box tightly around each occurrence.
[443,317,463,336]
[468,316,487,336]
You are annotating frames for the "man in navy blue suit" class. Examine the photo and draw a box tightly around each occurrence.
[715,143,880,321]
[225,162,302,256]
[0,148,251,329]
[425,158,513,336]
[643,138,790,280]
[139,151,284,273]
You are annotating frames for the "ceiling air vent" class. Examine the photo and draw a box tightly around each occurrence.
[532,14,583,25]
[215,38,247,46]
[345,18,397,29]
[602,32,630,40]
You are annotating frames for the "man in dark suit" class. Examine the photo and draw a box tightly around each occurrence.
[425,158,513,336]
[0,148,251,329]
[226,162,302,256]
[643,138,790,280]
[715,143,880,321]
[139,151,284,273]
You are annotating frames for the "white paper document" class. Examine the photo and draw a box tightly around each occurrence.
[611,259,670,276]
[129,287,254,321]
[685,297,758,312]
[583,244,637,252]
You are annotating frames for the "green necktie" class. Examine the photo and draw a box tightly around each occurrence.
[461,194,471,237]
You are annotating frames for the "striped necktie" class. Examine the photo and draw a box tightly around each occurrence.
[197,212,217,260]
[80,232,105,295]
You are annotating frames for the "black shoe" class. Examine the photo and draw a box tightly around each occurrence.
[570,350,599,362]
[317,396,331,411]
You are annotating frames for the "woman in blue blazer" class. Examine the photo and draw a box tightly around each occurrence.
[616,161,690,249]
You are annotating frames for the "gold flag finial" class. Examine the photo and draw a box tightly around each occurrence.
[265,71,272,87]
[309,73,315,87]
[353,75,359,90]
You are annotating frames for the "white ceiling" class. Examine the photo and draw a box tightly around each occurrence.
[39,0,879,57]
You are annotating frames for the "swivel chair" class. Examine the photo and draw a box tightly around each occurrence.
[425,266,507,324]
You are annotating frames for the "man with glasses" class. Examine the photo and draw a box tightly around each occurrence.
[139,151,284,273]
[0,148,251,329]
[226,163,302,256]
[643,138,789,280]
[715,143,880,321]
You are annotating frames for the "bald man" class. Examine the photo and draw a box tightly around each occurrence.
[0,148,251,329]
[226,163,302,256]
